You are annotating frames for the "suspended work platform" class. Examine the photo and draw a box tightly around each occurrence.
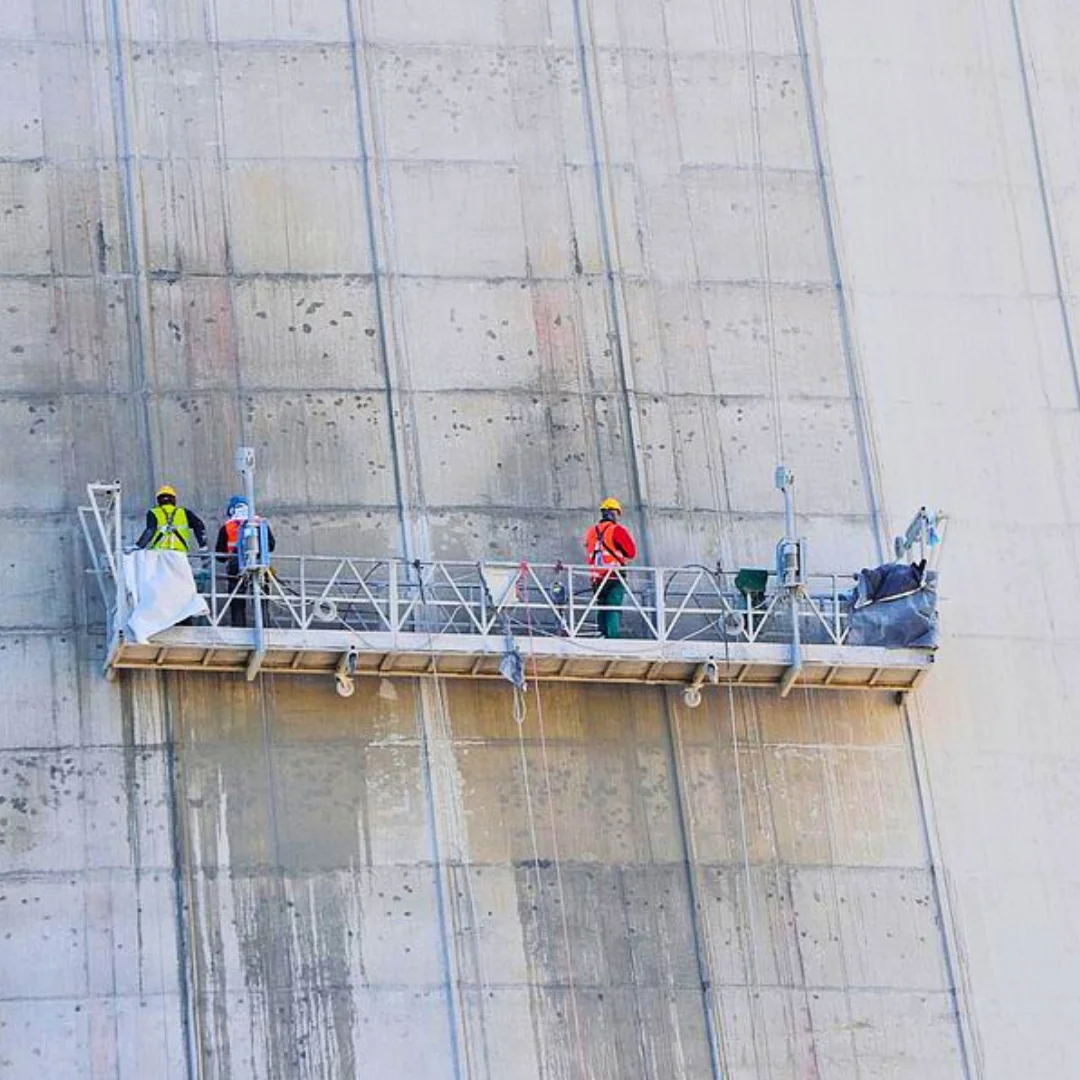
[79,482,936,703]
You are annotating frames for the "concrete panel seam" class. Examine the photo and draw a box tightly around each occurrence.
[1007,0,1080,413]
[792,0,887,561]
[570,0,652,561]
[347,0,428,563]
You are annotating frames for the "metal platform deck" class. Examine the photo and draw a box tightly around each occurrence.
[106,625,932,693]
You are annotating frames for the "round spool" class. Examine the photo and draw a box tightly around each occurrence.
[314,598,338,622]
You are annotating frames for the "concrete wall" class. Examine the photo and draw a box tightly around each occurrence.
[0,0,1074,1077]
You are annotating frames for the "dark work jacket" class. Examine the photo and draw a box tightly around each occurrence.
[215,520,276,576]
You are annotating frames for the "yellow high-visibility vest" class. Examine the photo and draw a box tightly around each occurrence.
[150,505,193,551]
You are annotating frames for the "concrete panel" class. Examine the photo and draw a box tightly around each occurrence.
[685,167,831,284]
[149,277,237,392]
[366,0,508,47]
[225,161,371,274]
[194,986,454,1080]
[0,398,65,511]
[655,0,798,57]
[0,875,86,998]
[213,0,349,42]
[411,389,594,509]
[0,280,135,395]
[0,0,36,39]
[233,277,384,392]
[0,634,80,749]
[241,390,397,508]
[372,46,517,162]
[45,164,126,275]
[219,46,357,161]
[153,392,242,508]
[0,999,92,1078]
[396,277,545,391]
[672,52,812,171]
[0,161,50,272]
[188,867,445,993]
[387,161,528,277]
[0,45,44,159]
[139,160,229,273]
[0,518,74,629]
[127,45,218,160]
[37,43,117,162]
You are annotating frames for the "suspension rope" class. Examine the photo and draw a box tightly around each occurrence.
[741,0,786,466]
[512,684,545,904]
[422,645,494,1080]
[524,603,590,1080]
[720,622,771,1079]
[799,680,861,1072]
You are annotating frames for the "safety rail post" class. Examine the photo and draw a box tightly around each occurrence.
[299,556,307,630]
[655,567,666,642]
[388,559,399,635]
[209,553,217,625]
[112,485,126,639]
[567,565,576,639]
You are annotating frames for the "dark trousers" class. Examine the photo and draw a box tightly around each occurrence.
[225,573,247,627]
[594,578,625,639]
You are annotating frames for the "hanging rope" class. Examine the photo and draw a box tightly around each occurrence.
[422,647,495,1080]
[720,619,771,1079]
[524,605,590,1080]
[741,0,786,466]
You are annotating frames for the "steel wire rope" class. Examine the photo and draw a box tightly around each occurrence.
[740,0,786,468]
[422,644,498,1080]
[797,680,863,1076]
[718,616,770,1080]
[523,604,591,1080]
[736,3,810,1063]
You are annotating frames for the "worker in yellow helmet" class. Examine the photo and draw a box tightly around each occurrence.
[135,484,208,553]
[583,497,637,638]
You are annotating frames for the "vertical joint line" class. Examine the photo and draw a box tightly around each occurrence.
[901,702,979,1080]
[161,684,200,1080]
[104,0,157,487]
[344,0,416,565]
[1008,0,1080,411]
[570,0,652,564]
[791,0,886,562]
[661,690,728,1080]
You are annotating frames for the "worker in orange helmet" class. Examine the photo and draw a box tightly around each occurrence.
[583,497,637,639]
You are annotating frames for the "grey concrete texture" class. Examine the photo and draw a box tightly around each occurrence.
[0,0,1075,1077]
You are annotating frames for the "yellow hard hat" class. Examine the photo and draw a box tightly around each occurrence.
[599,497,623,514]
[156,484,178,500]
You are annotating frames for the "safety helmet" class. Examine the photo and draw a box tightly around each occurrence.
[156,484,177,502]
[599,497,623,514]
[226,495,248,517]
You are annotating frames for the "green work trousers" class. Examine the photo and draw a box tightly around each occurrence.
[594,578,625,639]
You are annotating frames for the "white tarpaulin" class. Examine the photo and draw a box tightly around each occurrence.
[123,550,209,643]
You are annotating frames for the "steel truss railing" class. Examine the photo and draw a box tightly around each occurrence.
[76,476,856,650]
[174,554,853,648]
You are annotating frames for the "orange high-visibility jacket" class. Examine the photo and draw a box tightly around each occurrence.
[584,519,637,582]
